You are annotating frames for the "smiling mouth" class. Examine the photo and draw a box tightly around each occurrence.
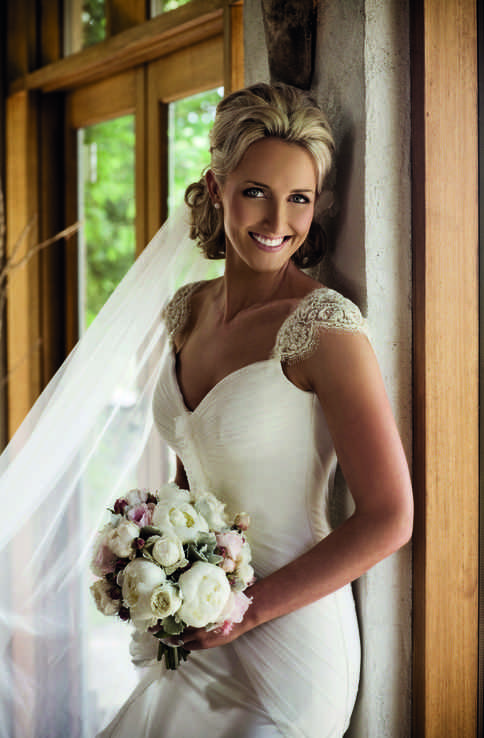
[249,232,291,251]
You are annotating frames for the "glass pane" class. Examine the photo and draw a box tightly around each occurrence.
[82,0,107,47]
[151,0,192,16]
[78,115,136,333]
[168,87,224,214]
[78,116,138,733]
[168,87,225,283]
[65,0,106,54]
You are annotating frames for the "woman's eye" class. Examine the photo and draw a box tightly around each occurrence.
[290,194,310,204]
[243,187,265,198]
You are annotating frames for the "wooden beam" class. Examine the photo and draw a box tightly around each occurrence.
[68,69,137,128]
[260,0,317,90]
[10,0,225,94]
[411,0,479,735]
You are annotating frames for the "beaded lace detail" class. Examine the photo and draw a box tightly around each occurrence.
[163,282,367,361]
[271,287,367,364]
[162,281,205,343]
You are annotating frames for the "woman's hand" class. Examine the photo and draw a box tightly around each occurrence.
[170,619,250,651]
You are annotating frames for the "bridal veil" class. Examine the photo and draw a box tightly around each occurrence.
[0,206,218,736]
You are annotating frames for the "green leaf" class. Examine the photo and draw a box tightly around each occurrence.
[161,616,184,636]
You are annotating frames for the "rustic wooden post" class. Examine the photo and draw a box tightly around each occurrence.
[260,0,318,89]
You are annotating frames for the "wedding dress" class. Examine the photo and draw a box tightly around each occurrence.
[98,281,364,738]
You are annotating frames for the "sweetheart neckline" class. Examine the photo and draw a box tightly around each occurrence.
[169,348,306,415]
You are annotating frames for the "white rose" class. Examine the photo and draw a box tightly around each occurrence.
[152,534,187,574]
[177,561,231,628]
[152,500,209,544]
[121,559,166,629]
[106,519,139,558]
[193,492,229,531]
[90,579,120,616]
[151,582,182,619]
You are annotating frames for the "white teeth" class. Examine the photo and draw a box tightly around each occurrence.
[252,233,285,247]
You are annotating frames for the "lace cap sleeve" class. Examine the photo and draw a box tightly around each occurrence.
[162,281,205,344]
[272,286,368,364]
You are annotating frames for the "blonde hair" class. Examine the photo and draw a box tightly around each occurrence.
[185,82,335,267]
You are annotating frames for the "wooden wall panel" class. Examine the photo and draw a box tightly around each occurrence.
[5,92,41,436]
[224,0,244,93]
[411,0,479,735]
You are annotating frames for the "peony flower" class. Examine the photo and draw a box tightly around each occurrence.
[105,519,139,558]
[221,558,236,573]
[126,502,156,528]
[121,559,166,629]
[152,498,209,544]
[216,590,253,634]
[90,579,120,616]
[193,492,228,531]
[152,534,187,574]
[151,582,182,619]
[91,527,118,576]
[215,531,243,561]
[177,561,231,628]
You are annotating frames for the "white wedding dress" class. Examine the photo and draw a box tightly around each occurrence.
[98,283,364,738]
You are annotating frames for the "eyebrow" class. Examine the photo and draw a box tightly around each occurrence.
[244,180,315,193]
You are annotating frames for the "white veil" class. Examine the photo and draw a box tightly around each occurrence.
[0,206,217,737]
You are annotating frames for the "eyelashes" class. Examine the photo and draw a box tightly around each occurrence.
[242,187,311,204]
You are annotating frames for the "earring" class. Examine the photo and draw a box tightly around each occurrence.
[214,202,221,210]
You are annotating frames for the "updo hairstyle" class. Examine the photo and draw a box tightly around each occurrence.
[185,82,334,269]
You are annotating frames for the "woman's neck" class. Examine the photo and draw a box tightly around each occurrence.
[218,252,297,323]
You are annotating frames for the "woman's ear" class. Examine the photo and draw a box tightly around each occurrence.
[205,169,222,207]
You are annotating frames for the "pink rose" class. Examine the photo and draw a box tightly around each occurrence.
[215,531,243,561]
[127,502,155,527]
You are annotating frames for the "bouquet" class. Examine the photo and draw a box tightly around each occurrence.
[90,484,254,669]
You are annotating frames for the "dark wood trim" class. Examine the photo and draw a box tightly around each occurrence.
[224,0,244,93]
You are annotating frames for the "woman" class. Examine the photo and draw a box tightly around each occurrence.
[98,83,413,737]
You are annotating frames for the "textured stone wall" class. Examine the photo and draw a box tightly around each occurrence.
[244,1,412,735]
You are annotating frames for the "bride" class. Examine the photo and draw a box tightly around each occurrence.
[97,83,413,737]
[0,82,412,738]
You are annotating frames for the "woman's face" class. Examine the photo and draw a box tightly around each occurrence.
[209,138,318,274]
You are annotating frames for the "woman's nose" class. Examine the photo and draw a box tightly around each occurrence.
[263,200,286,234]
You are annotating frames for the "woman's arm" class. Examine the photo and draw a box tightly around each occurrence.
[182,330,413,649]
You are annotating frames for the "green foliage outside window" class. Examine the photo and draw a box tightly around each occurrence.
[81,88,223,331]
[82,0,106,47]
[169,87,224,213]
[82,116,135,330]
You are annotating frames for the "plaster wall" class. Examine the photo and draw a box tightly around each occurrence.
[244,1,412,735]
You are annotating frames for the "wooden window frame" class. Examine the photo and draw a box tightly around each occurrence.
[5,0,243,437]
[411,0,479,735]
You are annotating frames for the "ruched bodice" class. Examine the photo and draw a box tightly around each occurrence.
[99,283,363,738]
[153,351,336,577]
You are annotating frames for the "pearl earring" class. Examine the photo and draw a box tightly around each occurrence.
[214,203,221,210]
